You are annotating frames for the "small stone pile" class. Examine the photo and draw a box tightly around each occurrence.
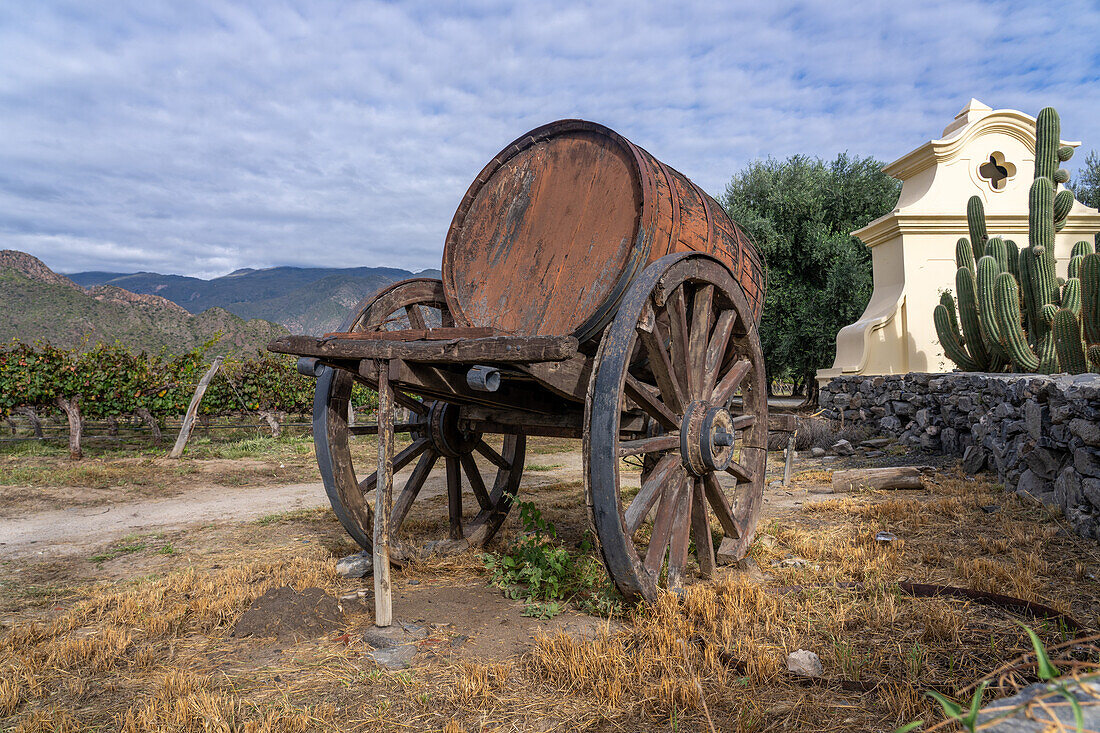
[819,373,1100,540]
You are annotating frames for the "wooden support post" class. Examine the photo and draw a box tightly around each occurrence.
[169,356,223,459]
[781,430,797,487]
[374,359,394,628]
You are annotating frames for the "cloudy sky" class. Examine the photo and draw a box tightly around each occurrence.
[2,1,1099,278]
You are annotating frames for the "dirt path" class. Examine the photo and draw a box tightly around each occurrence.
[0,452,573,559]
[0,444,819,561]
[0,481,333,559]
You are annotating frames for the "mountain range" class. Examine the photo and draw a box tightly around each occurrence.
[69,264,442,334]
[1,250,287,356]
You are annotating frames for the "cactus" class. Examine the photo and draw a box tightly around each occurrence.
[985,237,1008,272]
[938,106,1097,374]
[934,295,981,371]
[967,196,988,258]
[1053,309,1087,374]
[1006,239,1020,278]
[1081,253,1100,369]
[993,272,1040,372]
[1063,278,1082,316]
[956,237,975,272]
[976,256,1008,366]
[1054,188,1074,226]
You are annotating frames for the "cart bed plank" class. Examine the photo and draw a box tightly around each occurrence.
[268,334,579,363]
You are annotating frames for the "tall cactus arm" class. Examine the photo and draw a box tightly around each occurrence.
[956,238,975,272]
[967,196,988,259]
[1054,188,1074,229]
[994,271,1041,372]
[934,303,981,371]
[1089,345,1100,371]
[1081,253,1100,345]
[985,237,1008,273]
[1035,107,1063,182]
[1062,278,1082,316]
[1029,178,1056,260]
[956,266,989,368]
[1069,256,1083,279]
[1053,309,1087,374]
[1072,241,1095,258]
[1006,240,1020,279]
[976,256,1008,363]
[939,291,959,333]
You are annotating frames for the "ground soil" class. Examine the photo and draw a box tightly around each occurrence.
[2,435,1096,732]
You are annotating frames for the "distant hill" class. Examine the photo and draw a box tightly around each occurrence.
[69,264,442,334]
[1,251,287,355]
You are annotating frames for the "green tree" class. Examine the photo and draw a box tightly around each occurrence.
[1071,149,1100,210]
[720,153,900,401]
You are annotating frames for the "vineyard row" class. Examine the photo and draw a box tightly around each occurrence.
[0,340,379,459]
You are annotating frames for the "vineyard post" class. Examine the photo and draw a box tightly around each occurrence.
[373,358,394,628]
[169,356,223,459]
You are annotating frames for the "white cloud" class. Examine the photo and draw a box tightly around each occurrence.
[1,0,1099,277]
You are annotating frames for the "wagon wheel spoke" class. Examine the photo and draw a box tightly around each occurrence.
[460,452,492,510]
[405,303,427,330]
[666,475,694,590]
[446,457,463,540]
[686,283,714,399]
[690,478,716,578]
[391,450,439,528]
[475,439,510,470]
[725,459,755,484]
[625,454,680,536]
[636,303,686,414]
[702,310,737,396]
[358,438,430,494]
[704,471,745,540]
[711,358,752,407]
[624,375,679,431]
[618,433,679,458]
[664,287,692,403]
[643,470,686,576]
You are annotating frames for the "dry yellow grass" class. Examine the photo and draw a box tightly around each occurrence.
[0,468,1097,732]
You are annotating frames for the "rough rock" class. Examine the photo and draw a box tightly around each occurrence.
[363,622,429,670]
[831,439,854,456]
[975,675,1100,732]
[810,447,826,458]
[962,445,986,474]
[786,649,823,678]
[336,552,374,578]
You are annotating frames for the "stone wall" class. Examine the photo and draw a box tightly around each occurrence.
[818,373,1100,540]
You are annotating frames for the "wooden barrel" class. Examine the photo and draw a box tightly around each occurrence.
[442,120,766,341]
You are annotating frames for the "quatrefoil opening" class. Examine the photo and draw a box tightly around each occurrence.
[978,151,1016,191]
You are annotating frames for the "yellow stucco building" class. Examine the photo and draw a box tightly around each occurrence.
[817,100,1100,383]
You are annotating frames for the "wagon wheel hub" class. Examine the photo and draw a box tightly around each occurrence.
[426,401,481,458]
[679,401,735,476]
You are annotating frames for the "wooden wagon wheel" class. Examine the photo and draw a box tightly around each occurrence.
[584,253,767,603]
[313,278,526,560]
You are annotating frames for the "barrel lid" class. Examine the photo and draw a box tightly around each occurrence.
[442,120,654,338]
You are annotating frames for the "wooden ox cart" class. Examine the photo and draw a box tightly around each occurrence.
[269,120,768,614]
